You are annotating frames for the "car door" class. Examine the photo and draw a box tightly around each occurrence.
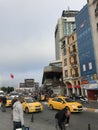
[56,98,66,110]
[52,97,65,110]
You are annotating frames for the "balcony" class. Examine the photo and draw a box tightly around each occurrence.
[70,61,78,67]
[72,74,79,78]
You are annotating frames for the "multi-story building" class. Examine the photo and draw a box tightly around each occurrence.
[76,3,98,100]
[42,60,63,95]
[18,79,39,92]
[61,31,81,96]
[55,10,79,60]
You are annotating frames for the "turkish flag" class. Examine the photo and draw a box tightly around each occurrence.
[10,74,14,79]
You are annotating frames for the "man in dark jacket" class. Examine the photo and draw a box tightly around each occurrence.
[55,108,71,130]
[1,95,7,112]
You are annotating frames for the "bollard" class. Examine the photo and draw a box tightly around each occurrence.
[31,112,34,122]
[88,124,91,130]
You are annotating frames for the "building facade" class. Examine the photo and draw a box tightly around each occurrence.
[55,10,78,60]
[61,31,81,96]
[18,79,39,92]
[42,60,63,95]
[76,3,98,100]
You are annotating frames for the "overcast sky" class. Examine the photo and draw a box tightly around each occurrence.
[0,0,87,87]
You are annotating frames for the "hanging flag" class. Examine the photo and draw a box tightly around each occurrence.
[10,74,14,79]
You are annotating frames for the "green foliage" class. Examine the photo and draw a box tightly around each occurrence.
[1,86,14,93]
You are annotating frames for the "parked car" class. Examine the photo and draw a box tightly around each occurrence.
[71,95,88,103]
[22,97,43,113]
[48,96,83,112]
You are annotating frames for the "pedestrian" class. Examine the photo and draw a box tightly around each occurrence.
[55,107,71,130]
[11,96,18,110]
[12,95,25,130]
[1,95,7,112]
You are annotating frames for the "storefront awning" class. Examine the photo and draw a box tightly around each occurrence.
[68,85,72,89]
[74,85,80,88]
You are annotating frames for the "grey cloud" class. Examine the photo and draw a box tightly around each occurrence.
[0,0,86,87]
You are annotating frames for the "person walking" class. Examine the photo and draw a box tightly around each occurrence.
[11,96,18,110]
[12,96,25,130]
[55,108,71,130]
[1,95,7,112]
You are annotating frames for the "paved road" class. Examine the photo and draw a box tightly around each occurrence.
[0,101,98,130]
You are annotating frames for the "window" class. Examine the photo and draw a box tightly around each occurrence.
[96,23,98,30]
[64,59,67,66]
[89,62,92,70]
[83,64,86,71]
[72,36,74,40]
[65,70,68,77]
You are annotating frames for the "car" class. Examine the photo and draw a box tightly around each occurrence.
[22,97,43,113]
[0,91,4,97]
[70,95,89,103]
[6,97,12,107]
[9,91,19,98]
[48,96,83,112]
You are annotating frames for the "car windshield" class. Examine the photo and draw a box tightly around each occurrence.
[25,98,35,103]
[63,98,75,102]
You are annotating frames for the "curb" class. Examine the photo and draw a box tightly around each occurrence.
[83,107,98,113]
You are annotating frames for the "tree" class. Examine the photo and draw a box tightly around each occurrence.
[0,86,14,93]
[1,87,7,92]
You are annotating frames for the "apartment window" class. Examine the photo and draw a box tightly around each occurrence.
[64,59,67,66]
[72,36,74,40]
[83,64,86,71]
[95,3,98,16]
[89,62,92,70]
[65,70,68,77]
[96,22,98,30]
[61,40,65,49]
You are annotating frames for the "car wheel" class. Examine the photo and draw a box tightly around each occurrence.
[25,108,29,113]
[49,104,54,110]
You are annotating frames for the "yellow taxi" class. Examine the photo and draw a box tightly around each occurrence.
[6,97,12,107]
[48,96,83,112]
[22,97,43,113]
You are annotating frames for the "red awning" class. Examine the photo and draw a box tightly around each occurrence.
[74,85,80,88]
[68,85,72,89]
